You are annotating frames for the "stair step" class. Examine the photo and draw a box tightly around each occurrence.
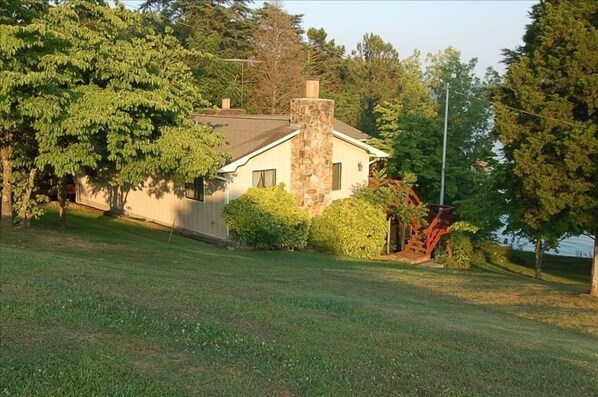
[405,246,426,254]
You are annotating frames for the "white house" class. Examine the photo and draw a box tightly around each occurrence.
[76,81,388,243]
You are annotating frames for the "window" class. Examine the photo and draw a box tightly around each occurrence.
[252,169,276,188]
[332,163,342,191]
[185,177,204,201]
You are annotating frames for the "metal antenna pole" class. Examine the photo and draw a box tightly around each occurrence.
[218,58,262,108]
[440,83,449,206]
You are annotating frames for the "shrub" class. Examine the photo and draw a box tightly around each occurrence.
[436,233,475,269]
[310,198,387,259]
[222,184,309,250]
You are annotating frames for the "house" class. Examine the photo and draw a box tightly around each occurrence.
[75,81,388,243]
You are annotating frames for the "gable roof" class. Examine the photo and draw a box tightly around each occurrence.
[192,114,371,162]
[191,113,386,173]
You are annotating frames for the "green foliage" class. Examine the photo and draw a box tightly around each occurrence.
[375,47,498,207]
[494,0,597,281]
[140,0,256,107]
[11,170,48,222]
[353,171,427,226]
[222,184,310,250]
[310,198,387,259]
[347,33,401,135]
[0,1,228,226]
[436,233,475,270]
[436,221,481,269]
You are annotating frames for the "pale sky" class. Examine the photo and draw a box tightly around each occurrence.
[275,0,538,76]
[121,0,538,76]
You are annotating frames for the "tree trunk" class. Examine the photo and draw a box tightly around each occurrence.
[17,167,37,226]
[535,239,543,280]
[1,144,13,228]
[58,176,67,229]
[590,232,597,297]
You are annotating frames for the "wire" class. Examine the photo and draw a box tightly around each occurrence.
[450,88,580,128]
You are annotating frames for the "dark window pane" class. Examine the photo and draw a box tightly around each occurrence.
[185,177,204,201]
[332,163,342,191]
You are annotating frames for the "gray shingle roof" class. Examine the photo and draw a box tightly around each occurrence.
[192,114,370,162]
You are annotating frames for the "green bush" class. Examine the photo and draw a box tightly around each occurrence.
[309,198,387,259]
[222,184,309,250]
[437,233,475,269]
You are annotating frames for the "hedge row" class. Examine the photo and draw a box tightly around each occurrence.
[223,185,387,259]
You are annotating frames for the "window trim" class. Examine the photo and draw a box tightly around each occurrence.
[332,162,342,191]
[185,177,205,202]
[252,169,277,188]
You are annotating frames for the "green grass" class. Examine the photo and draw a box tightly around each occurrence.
[1,205,597,396]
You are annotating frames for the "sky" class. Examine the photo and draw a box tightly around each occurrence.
[271,0,538,76]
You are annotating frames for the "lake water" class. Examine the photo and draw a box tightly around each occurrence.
[496,231,595,258]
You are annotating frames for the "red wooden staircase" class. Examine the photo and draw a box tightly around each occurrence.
[401,204,455,261]
[376,178,455,262]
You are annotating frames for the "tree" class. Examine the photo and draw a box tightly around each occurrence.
[249,2,304,114]
[372,50,437,175]
[1,0,227,227]
[374,48,497,211]
[495,0,597,286]
[347,33,401,135]
[304,28,346,96]
[0,0,51,227]
[425,47,498,205]
[140,0,256,107]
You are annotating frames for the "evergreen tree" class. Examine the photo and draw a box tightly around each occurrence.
[495,0,597,286]
[140,0,256,107]
[348,33,401,135]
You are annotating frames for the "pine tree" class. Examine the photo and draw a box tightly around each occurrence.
[495,0,597,286]
[348,33,401,136]
[140,0,256,107]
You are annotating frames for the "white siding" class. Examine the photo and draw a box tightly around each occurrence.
[226,139,293,200]
[331,137,371,201]
[76,174,229,239]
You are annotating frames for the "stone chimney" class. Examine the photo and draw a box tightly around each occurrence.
[290,80,334,216]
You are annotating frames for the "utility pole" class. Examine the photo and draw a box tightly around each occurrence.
[440,83,449,206]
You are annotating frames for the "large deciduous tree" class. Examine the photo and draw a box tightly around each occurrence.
[374,48,497,211]
[495,0,597,287]
[249,2,304,114]
[0,0,51,227]
[1,0,227,227]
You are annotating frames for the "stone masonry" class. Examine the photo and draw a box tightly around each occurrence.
[290,98,334,217]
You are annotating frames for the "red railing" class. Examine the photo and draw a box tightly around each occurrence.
[423,205,455,257]
[367,177,456,257]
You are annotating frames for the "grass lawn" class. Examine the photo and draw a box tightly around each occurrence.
[1,205,597,396]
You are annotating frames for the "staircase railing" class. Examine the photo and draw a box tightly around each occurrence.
[367,177,456,258]
[423,205,455,257]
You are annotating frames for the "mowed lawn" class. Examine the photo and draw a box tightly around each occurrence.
[1,206,597,396]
